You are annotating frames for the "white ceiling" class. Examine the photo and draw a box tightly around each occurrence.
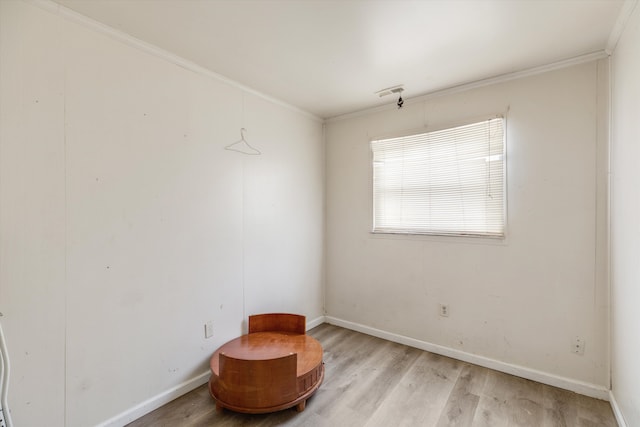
[55,0,625,119]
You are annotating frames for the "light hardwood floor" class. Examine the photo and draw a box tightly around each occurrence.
[127,324,617,427]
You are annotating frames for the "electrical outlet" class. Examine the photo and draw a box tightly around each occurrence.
[439,304,449,317]
[204,321,214,339]
[572,336,585,355]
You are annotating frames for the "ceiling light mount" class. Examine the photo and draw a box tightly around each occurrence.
[375,84,405,109]
[374,84,404,98]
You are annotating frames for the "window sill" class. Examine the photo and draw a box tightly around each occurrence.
[369,230,508,246]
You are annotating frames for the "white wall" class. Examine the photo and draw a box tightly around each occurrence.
[0,2,67,425]
[610,2,640,425]
[326,61,610,391]
[0,2,324,426]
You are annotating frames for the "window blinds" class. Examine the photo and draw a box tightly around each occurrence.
[372,117,505,237]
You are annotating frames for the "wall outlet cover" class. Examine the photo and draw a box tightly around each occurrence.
[439,304,449,317]
[205,321,214,339]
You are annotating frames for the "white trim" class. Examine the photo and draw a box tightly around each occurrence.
[606,56,613,393]
[609,391,629,427]
[95,371,210,427]
[327,51,609,123]
[23,0,618,124]
[306,315,326,331]
[325,316,610,400]
[24,0,614,124]
[95,315,324,426]
[606,0,639,54]
[25,0,322,123]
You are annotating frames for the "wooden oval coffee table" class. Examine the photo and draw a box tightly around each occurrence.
[209,331,324,414]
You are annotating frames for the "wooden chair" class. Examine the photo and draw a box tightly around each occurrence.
[212,352,298,413]
[248,313,306,335]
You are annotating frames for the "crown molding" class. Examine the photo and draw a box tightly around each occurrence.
[27,0,620,125]
[606,0,639,54]
[26,0,323,123]
[327,50,609,123]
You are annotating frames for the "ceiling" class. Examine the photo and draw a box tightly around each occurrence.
[55,0,625,119]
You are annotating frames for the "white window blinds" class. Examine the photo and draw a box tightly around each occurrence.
[372,117,505,237]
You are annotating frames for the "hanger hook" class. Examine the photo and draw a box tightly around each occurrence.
[225,127,261,155]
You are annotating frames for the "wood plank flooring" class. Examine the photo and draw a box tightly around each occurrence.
[126,324,617,427]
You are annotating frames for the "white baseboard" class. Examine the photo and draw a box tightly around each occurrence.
[96,371,210,427]
[98,315,611,427]
[96,315,326,426]
[609,390,628,427]
[325,316,610,401]
[307,315,326,330]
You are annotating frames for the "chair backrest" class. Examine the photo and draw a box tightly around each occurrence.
[216,352,297,410]
[248,313,306,335]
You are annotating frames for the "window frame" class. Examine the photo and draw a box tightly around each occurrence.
[369,114,508,240]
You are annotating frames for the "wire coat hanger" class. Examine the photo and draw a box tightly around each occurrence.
[225,128,261,155]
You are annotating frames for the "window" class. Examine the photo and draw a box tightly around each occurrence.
[371,117,505,237]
